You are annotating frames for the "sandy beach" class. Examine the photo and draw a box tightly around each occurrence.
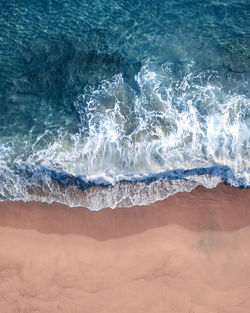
[0,183,249,313]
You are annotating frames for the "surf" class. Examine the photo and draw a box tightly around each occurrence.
[0,59,249,209]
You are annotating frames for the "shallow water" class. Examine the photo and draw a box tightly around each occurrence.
[0,0,249,209]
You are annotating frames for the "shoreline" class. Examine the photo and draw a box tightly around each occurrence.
[0,183,250,312]
[0,183,249,239]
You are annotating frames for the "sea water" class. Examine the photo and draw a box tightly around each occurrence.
[0,0,249,209]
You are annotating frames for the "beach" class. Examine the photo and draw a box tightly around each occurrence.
[0,183,249,313]
[1,0,249,312]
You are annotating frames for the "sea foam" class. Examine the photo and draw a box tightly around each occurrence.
[0,60,249,209]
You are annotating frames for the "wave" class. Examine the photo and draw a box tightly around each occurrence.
[0,59,249,209]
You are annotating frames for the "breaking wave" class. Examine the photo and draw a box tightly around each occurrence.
[0,60,249,210]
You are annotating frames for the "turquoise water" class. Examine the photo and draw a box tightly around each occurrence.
[0,0,249,209]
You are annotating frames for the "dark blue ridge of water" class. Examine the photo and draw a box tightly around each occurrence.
[5,163,249,191]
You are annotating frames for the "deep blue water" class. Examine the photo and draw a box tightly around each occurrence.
[0,0,249,209]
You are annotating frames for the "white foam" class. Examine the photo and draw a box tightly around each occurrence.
[0,59,249,209]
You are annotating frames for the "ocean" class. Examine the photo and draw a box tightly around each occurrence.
[0,0,249,209]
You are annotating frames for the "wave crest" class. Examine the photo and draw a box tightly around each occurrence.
[0,60,249,209]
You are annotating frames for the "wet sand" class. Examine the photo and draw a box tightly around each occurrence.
[0,184,249,313]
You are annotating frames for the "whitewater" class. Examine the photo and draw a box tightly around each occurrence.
[0,59,249,210]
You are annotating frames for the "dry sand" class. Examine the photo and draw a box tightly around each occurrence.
[0,184,249,313]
